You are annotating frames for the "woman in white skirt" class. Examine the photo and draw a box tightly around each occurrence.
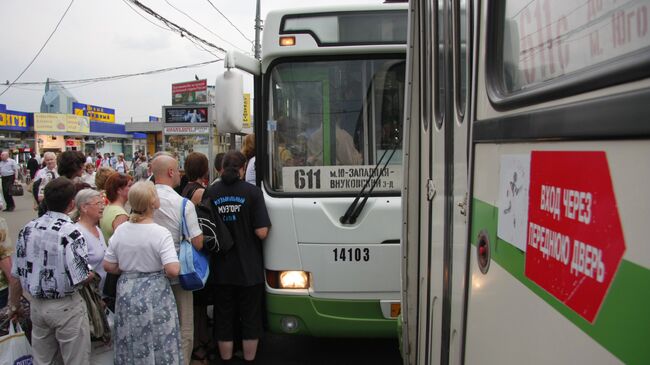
[103,181,183,364]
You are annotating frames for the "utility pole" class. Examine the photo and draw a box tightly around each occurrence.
[254,0,262,59]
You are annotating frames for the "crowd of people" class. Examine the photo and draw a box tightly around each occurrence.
[0,140,271,365]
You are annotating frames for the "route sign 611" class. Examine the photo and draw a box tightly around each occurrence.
[282,165,402,193]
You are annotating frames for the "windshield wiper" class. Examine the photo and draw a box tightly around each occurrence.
[340,133,400,225]
[348,147,398,224]
[340,148,390,224]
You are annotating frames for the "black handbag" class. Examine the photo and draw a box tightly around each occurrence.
[9,183,23,196]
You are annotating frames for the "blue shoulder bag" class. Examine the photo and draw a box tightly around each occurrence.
[178,198,210,291]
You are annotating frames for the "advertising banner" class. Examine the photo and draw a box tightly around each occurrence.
[73,102,116,123]
[243,93,251,128]
[172,79,208,105]
[66,115,90,133]
[0,105,30,131]
[34,113,90,133]
[164,106,208,123]
[149,116,161,122]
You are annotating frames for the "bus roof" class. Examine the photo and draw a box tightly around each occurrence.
[261,3,407,69]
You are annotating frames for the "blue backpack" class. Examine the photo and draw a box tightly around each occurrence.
[178,198,210,291]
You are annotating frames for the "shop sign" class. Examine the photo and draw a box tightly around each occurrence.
[149,116,161,122]
[172,79,208,105]
[163,126,209,135]
[0,104,30,131]
[73,102,116,123]
[34,113,90,133]
[525,151,626,323]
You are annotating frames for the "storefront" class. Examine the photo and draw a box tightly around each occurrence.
[130,133,148,156]
[163,125,211,171]
[0,104,35,164]
[32,113,132,157]
[33,113,90,154]
[124,120,163,156]
[88,121,132,156]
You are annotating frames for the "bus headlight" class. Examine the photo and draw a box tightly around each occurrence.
[266,270,310,289]
[279,271,310,289]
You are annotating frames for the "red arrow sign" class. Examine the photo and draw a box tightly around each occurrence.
[525,151,626,323]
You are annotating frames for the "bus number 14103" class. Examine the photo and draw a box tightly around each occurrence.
[333,248,370,262]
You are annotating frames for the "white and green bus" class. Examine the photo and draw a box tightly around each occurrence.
[402,0,650,364]
[218,3,408,337]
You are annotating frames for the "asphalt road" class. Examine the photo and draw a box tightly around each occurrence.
[1,187,403,365]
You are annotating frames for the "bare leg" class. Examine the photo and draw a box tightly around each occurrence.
[242,339,259,361]
[218,340,234,360]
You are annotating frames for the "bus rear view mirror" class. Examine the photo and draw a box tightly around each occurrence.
[214,70,244,133]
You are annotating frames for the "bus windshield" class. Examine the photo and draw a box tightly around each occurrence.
[267,58,405,193]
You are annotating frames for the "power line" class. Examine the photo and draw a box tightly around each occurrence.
[121,0,220,58]
[0,0,75,98]
[127,0,228,54]
[205,0,253,44]
[120,0,172,32]
[185,35,222,58]
[163,0,250,54]
[4,59,221,87]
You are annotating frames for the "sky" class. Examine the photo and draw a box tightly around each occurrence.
[0,0,380,123]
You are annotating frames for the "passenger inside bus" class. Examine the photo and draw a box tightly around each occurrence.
[307,122,362,166]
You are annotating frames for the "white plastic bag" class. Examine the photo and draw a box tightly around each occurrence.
[0,322,33,365]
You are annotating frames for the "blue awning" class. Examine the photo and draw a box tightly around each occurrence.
[130,132,147,139]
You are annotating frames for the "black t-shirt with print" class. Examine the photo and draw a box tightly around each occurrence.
[203,179,271,286]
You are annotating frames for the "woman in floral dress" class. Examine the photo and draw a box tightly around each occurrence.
[103,181,183,364]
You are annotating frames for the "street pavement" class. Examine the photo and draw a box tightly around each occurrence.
[2,184,38,243]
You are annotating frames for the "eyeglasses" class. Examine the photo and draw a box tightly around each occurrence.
[86,201,105,207]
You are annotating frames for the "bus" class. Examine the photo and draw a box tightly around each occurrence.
[401,0,650,364]
[217,3,408,337]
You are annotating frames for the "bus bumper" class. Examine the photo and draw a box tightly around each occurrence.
[265,293,398,338]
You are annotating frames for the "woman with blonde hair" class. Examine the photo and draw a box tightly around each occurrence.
[114,153,128,174]
[95,166,115,205]
[103,181,182,364]
[95,167,114,191]
[81,163,97,188]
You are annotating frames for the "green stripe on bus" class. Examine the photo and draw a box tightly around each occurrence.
[266,293,398,338]
[471,199,650,365]
[322,79,331,165]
